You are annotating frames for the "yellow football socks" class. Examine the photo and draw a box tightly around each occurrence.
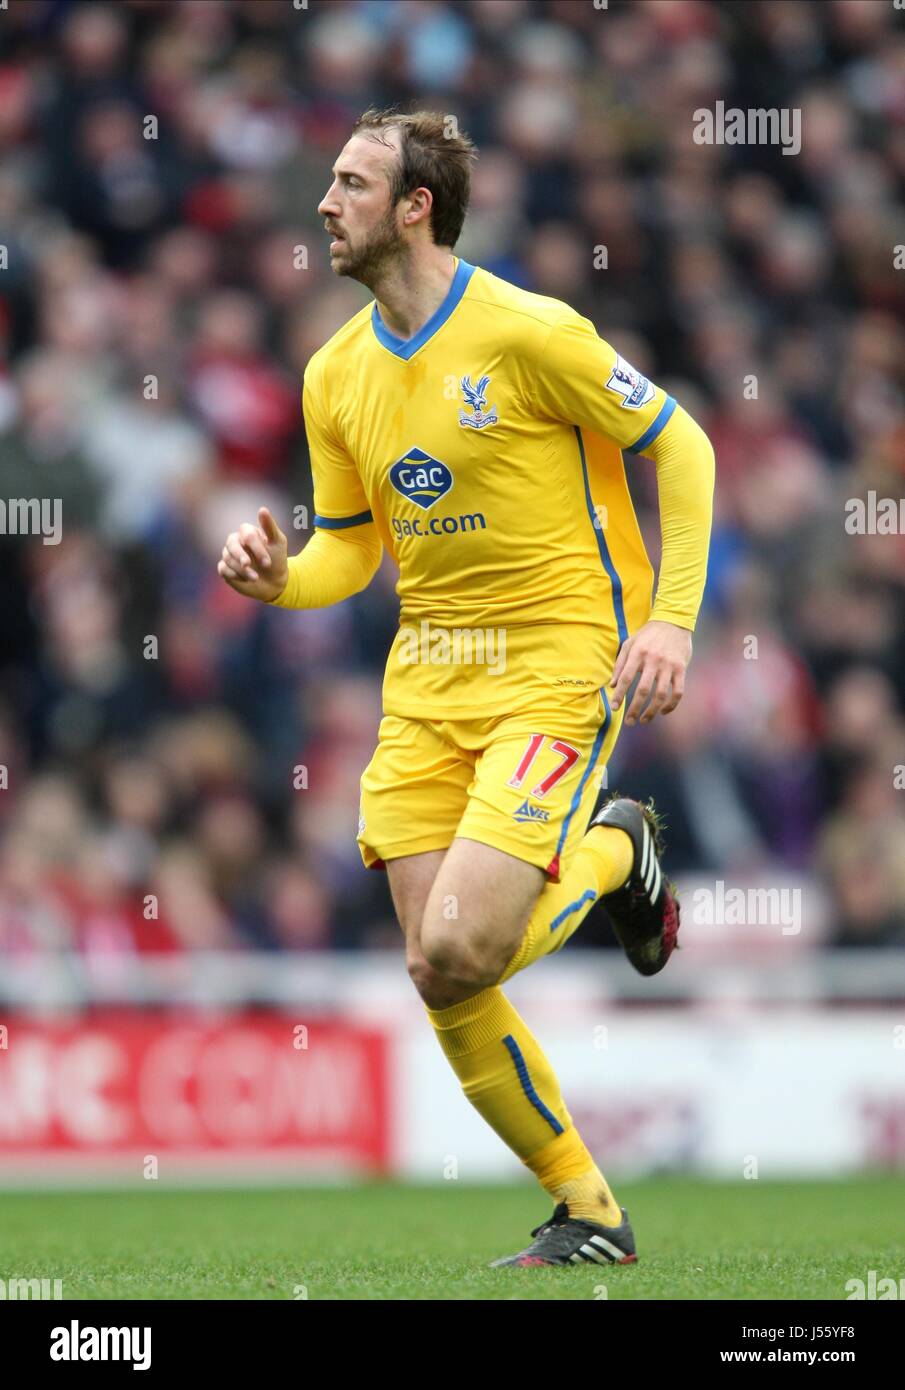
[498,824,633,983]
[525,1127,623,1225]
[426,985,623,1227]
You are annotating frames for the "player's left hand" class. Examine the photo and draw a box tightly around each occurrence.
[609,620,692,726]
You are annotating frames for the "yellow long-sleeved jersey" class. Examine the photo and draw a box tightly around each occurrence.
[272,258,714,718]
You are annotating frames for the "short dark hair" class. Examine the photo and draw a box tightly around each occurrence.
[350,107,476,248]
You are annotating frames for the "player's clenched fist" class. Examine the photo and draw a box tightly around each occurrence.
[217,507,289,602]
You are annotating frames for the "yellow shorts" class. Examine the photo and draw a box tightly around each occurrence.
[357,689,623,882]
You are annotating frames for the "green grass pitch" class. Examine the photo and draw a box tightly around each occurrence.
[0,1178,900,1300]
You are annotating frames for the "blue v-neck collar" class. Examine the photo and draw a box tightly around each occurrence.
[371,258,476,360]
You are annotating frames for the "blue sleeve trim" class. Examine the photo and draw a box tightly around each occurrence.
[314,509,374,529]
[625,394,677,455]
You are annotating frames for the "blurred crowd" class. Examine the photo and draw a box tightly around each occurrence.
[0,0,903,964]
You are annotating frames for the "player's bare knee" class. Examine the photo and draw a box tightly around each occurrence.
[407,950,475,1008]
[420,924,466,979]
[406,951,437,998]
[417,923,469,982]
[420,923,501,990]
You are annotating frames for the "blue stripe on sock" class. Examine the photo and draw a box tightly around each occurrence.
[502,1034,565,1136]
[549,887,597,934]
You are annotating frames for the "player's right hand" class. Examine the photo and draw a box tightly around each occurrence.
[217,507,289,602]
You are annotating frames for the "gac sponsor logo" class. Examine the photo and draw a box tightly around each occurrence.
[389,448,453,509]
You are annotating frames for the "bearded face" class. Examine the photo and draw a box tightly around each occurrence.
[319,131,418,290]
[327,197,409,286]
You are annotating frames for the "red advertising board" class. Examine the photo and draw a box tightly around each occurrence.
[0,1014,391,1175]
